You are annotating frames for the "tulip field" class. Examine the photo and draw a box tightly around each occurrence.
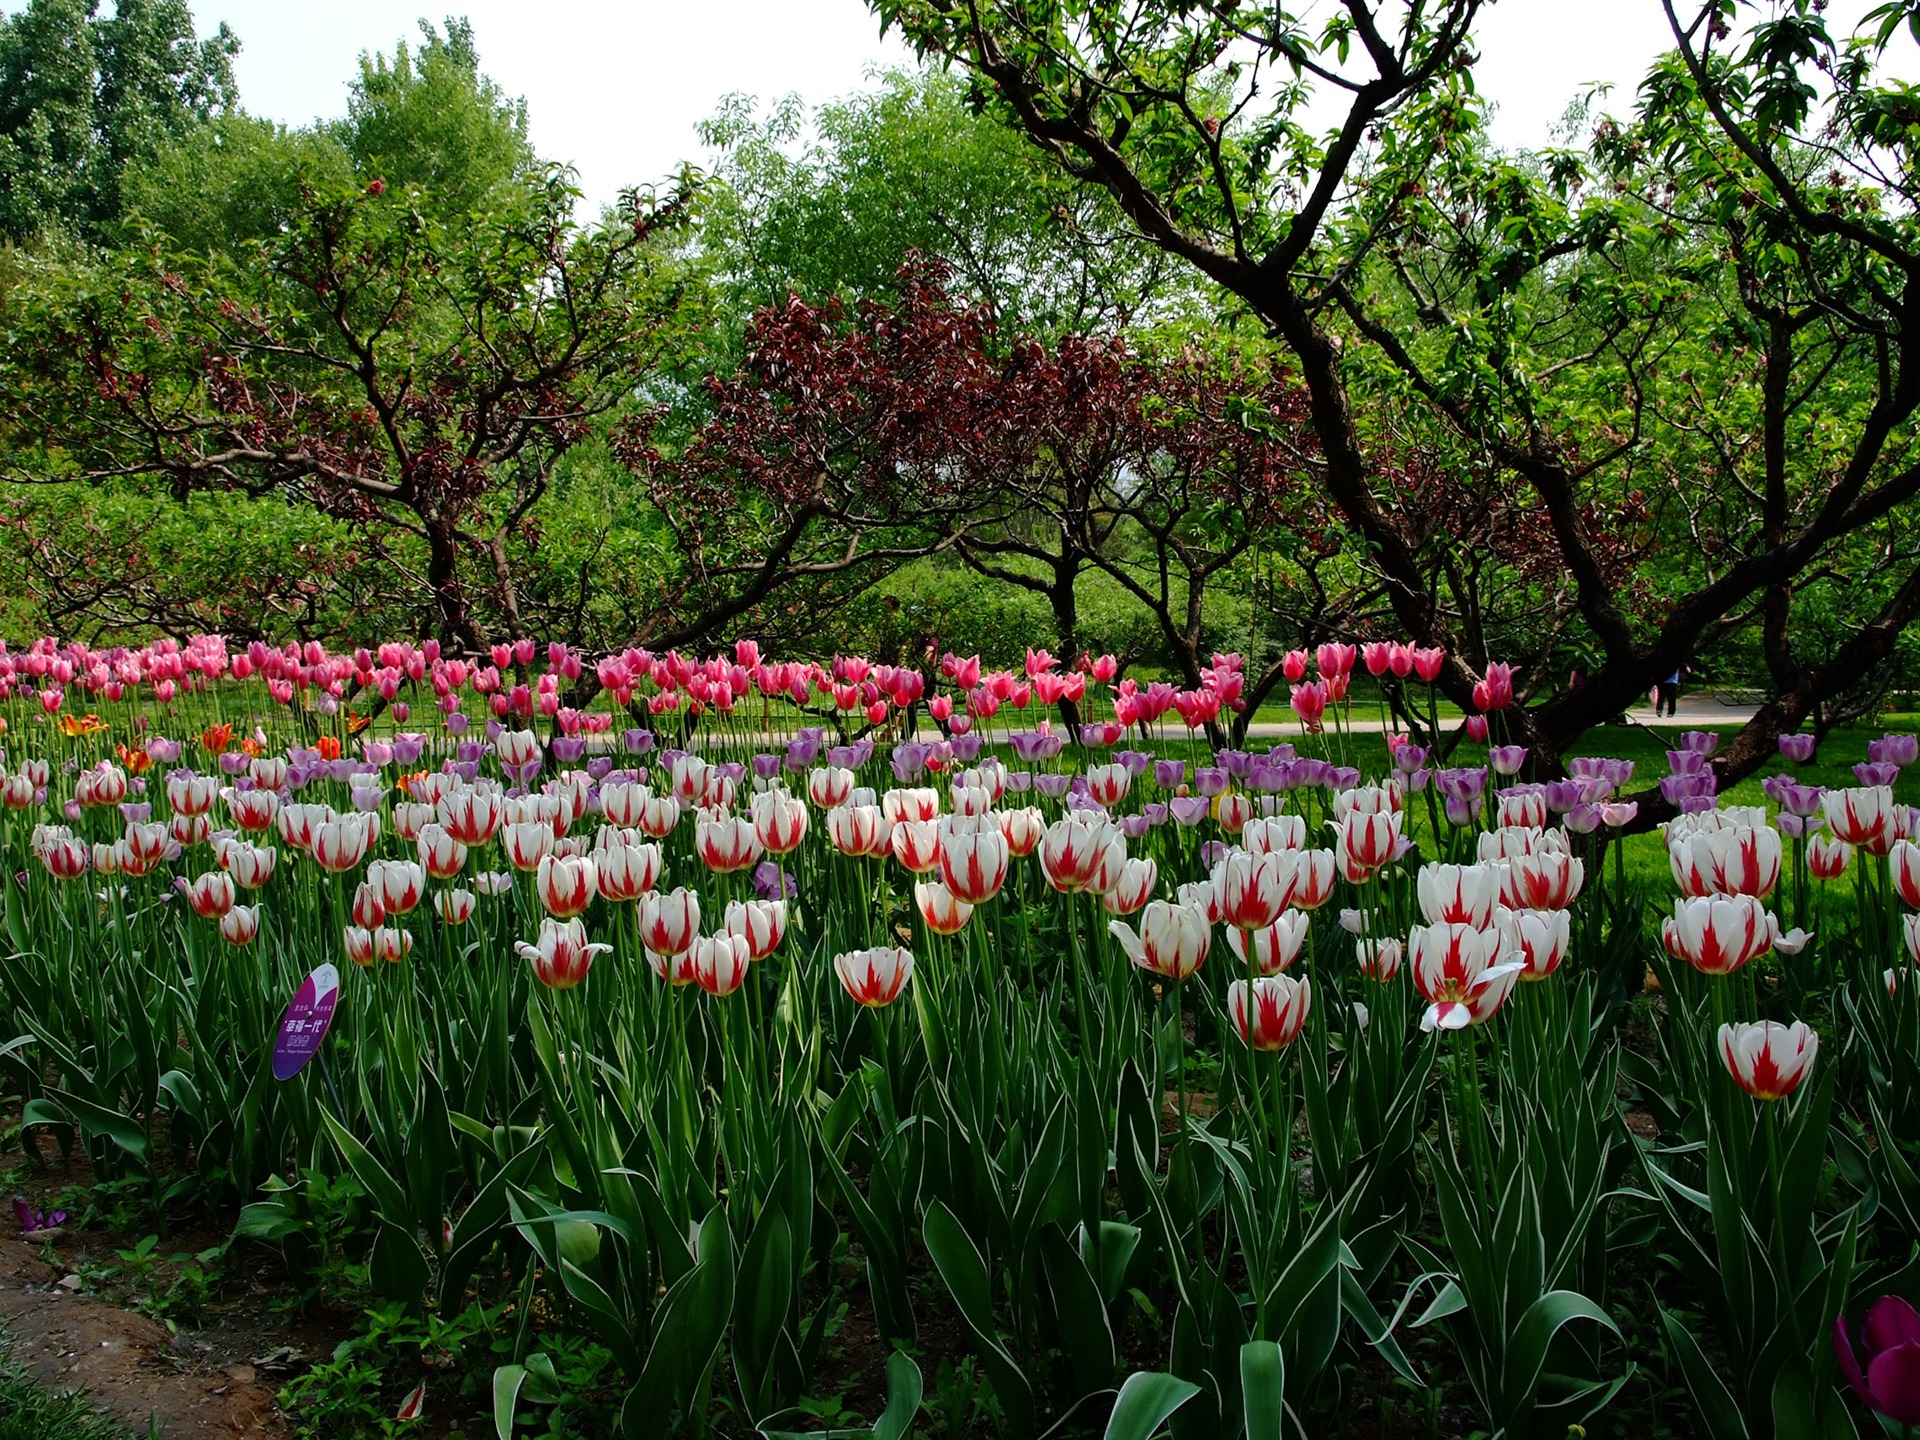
[1,633,1918,1440]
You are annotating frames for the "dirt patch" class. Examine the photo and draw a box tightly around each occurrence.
[0,1236,285,1438]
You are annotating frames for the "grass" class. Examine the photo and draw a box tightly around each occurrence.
[0,1340,138,1440]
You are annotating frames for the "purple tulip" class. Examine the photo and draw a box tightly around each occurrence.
[1169,796,1209,826]
[949,733,983,762]
[1660,772,1717,805]
[146,737,181,763]
[1774,783,1820,817]
[1489,745,1527,776]
[1330,766,1362,790]
[1217,750,1253,779]
[1121,813,1151,839]
[586,757,613,782]
[362,741,395,767]
[1192,767,1228,798]
[1856,761,1901,788]
[716,762,747,786]
[1153,759,1186,789]
[116,801,151,824]
[1667,750,1709,776]
[1141,802,1169,828]
[1564,803,1603,834]
[1033,773,1072,799]
[1834,1296,1920,1424]
[1434,767,1488,803]
[1245,759,1285,793]
[1115,750,1152,776]
[1777,813,1822,839]
[1444,794,1477,827]
[1778,732,1817,763]
[1678,794,1719,814]
[1870,734,1920,768]
[1392,744,1429,776]
[391,734,426,765]
[826,745,863,771]
[455,741,487,765]
[1294,758,1337,789]
[1678,730,1720,756]
[753,862,797,902]
[890,744,928,783]
[551,737,587,763]
[445,712,470,735]
[1006,771,1033,793]
[1542,779,1584,814]
[1010,731,1062,763]
[13,1197,68,1235]
[1198,840,1229,868]
[217,751,250,774]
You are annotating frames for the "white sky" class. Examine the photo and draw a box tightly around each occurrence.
[171,0,1911,214]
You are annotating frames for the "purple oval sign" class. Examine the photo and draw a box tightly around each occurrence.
[272,963,340,1081]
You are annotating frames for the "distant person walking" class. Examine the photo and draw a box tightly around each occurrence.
[1653,666,1682,718]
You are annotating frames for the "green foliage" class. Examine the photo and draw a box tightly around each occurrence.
[0,1334,136,1440]
[0,0,237,243]
[337,19,534,216]
[700,69,1193,347]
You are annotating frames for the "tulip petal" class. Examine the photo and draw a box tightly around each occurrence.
[1867,1297,1920,1352]
[1865,1343,1920,1425]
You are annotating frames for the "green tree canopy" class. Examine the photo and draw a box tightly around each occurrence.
[698,67,1202,345]
[124,17,536,257]
[0,0,237,243]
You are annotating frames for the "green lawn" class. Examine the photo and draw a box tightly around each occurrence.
[0,1341,135,1440]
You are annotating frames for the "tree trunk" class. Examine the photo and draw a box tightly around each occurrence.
[425,516,483,653]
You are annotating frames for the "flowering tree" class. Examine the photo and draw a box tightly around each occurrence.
[871,0,1920,801]
[646,259,1328,700]
[0,166,697,650]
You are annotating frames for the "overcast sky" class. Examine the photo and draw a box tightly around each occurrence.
[182,0,1909,214]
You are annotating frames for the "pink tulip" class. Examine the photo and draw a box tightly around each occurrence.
[1808,833,1852,880]
[518,917,607,990]
[1109,901,1210,981]
[914,879,973,935]
[219,904,261,946]
[1212,850,1297,931]
[1315,642,1356,678]
[1225,911,1310,975]
[827,803,887,858]
[939,824,1009,903]
[594,842,660,902]
[1410,922,1523,1030]
[692,933,752,996]
[835,946,914,1007]
[751,791,808,854]
[724,898,788,959]
[1101,858,1159,916]
[1289,681,1328,731]
[433,888,476,925]
[536,853,598,917]
[180,871,235,920]
[1661,894,1774,975]
[1717,1019,1817,1100]
[1229,975,1312,1050]
[640,888,701,957]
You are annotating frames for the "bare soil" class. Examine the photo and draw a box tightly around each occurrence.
[0,1234,286,1438]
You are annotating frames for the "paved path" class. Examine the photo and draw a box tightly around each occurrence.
[1232,695,1760,741]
